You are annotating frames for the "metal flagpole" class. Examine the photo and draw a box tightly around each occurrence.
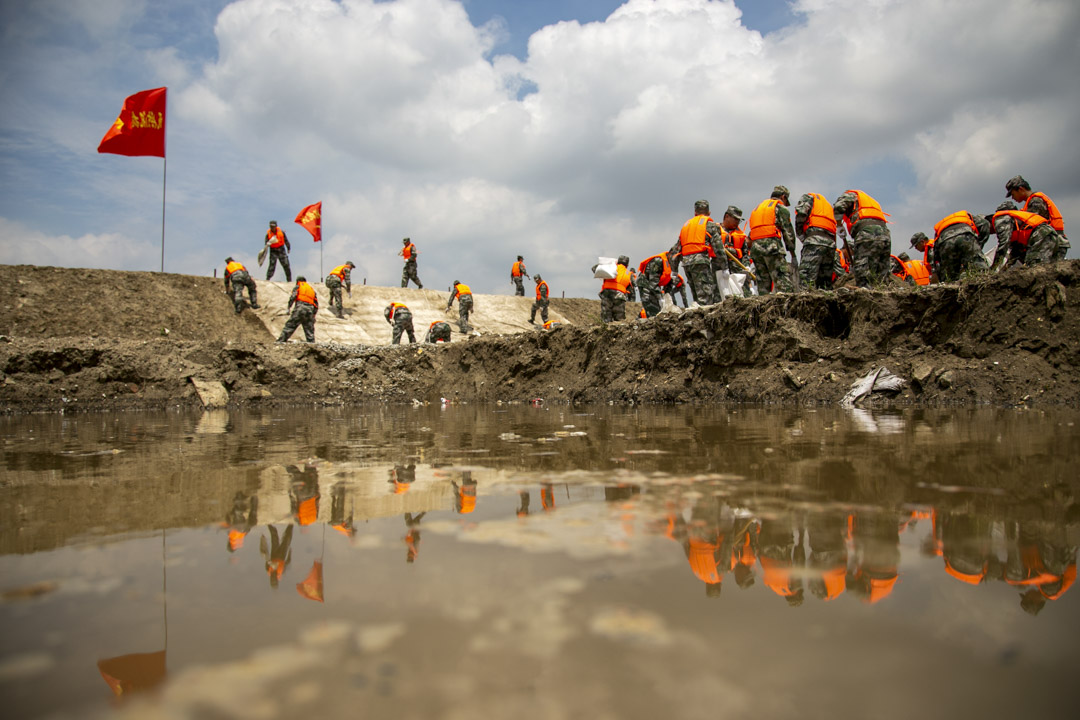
[160,155,167,273]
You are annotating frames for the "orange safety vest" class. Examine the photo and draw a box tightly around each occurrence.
[836,248,851,273]
[639,308,647,319]
[388,302,407,320]
[511,261,525,277]
[402,243,415,260]
[992,210,1048,247]
[842,190,888,233]
[933,211,977,239]
[330,264,349,280]
[225,261,246,276]
[429,320,443,331]
[904,259,930,285]
[748,198,783,241]
[535,280,549,300]
[602,264,633,292]
[1024,191,1066,233]
[266,228,286,248]
[802,193,838,235]
[454,283,472,296]
[543,320,558,329]
[678,215,717,256]
[723,228,748,258]
[638,253,672,286]
[295,281,317,306]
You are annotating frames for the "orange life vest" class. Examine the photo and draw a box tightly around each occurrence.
[512,261,525,277]
[295,281,317,306]
[820,565,847,601]
[266,228,286,248]
[842,190,888,233]
[992,210,1048,247]
[543,320,558,329]
[387,302,408,320]
[678,215,717,256]
[1024,191,1065,233]
[535,280,549,300]
[402,242,415,260]
[891,255,906,280]
[836,248,851,273]
[638,253,672,285]
[454,283,472,296]
[723,228,747,258]
[330,264,349,280]
[602,264,633,292]
[639,308,647,319]
[801,192,838,235]
[933,211,977,239]
[904,259,930,285]
[429,320,443,331]
[225,261,246,276]
[748,198,782,241]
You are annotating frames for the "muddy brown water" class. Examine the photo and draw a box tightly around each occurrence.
[1,405,1078,719]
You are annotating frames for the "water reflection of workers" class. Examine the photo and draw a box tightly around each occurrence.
[517,491,531,518]
[668,498,737,598]
[758,515,805,606]
[330,483,356,539]
[732,518,760,589]
[846,512,900,604]
[453,471,477,514]
[224,491,258,553]
[1004,518,1078,615]
[541,483,556,512]
[938,509,991,587]
[259,525,294,589]
[806,511,849,601]
[288,463,320,527]
[390,464,417,495]
[404,512,426,564]
[604,484,640,502]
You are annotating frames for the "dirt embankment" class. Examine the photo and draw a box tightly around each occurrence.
[1,262,1078,412]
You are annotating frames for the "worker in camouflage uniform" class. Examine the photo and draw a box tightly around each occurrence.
[224,257,259,314]
[384,302,416,344]
[276,277,318,343]
[992,209,1064,267]
[794,192,838,290]
[511,256,528,296]
[637,252,671,318]
[910,233,938,279]
[529,274,550,325]
[425,320,452,343]
[324,261,355,318]
[923,212,990,282]
[1006,175,1069,261]
[594,255,633,322]
[834,189,892,288]
[746,186,797,294]
[625,268,638,302]
[446,280,474,334]
[718,207,753,298]
[263,220,292,282]
[399,237,423,289]
[669,200,725,305]
[990,201,1018,271]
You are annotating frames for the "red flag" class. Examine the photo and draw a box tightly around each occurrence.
[296,560,324,603]
[295,201,322,242]
[97,88,167,158]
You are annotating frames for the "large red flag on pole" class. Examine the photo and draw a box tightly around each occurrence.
[295,202,322,242]
[97,88,167,158]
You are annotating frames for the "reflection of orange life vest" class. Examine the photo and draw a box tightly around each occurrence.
[748,198,783,241]
[512,261,525,277]
[1024,191,1065,233]
[226,261,246,276]
[638,253,672,285]
[944,559,986,585]
[688,538,722,584]
[760,557,797,597]
[801,192,838,235]
[933,211,977,239]
[402,243,415,260]
[535,280,548,300]
[297,496,318,526]
[541,486,555,511]
[228,529,247,551]
[295,281,317,306]
[842,190,888,233]
[266,228,286,248]
[602,264,633,292]
[388,302,407,320]
[904,259,930,285]
[819,565,847,600]
[679,215,717,256]
[993,210,1049,247]
[330,264,349,280]
[458,485,476,514]
[723,229,747,259]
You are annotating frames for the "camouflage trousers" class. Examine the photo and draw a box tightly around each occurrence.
[278,302,316,343]
[513,277,525,296]
[325,275,345,317]
[401,260,422,289]
[750,238,794,294]
[798,241,836,290]
[529,298,549,323]
[638,278,662,317]
[391,308,416,344]
[229,271,257,312]
[682,253,719,305]
[851,224,891,288]
[456,295,473,333]
[266,247,291,282]
[1025,226,1064,266]
[599,288,627,322]
[1053,234,1070,261]
[426,321,451,343]
[935,231,987,282]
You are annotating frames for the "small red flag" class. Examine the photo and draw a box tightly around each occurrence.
[97,88,167,158]
[296,560,324,603]
[295,201,322,242]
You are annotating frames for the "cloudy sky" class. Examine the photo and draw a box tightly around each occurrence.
[1,0,1077,298]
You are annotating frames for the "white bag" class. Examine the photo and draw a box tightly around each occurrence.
[593,256,618,280]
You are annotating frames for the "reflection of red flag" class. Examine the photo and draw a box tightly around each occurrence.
[98,651,167,697]
[97,88,167,157]
[295,201,322,242]
[296,560,324,603]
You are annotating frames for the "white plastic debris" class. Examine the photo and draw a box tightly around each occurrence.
[840,367,906,407]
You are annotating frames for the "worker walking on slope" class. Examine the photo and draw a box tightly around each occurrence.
[511,256,528,296]
[324,261,355,318]
[446,280,474,334]
[276,276,318,343]
[263,220,292,282]
[1005,175,1069,261]
[833,189,892,288]
[746,186,797,294]
[794,192,838,290]
[669,200,724,305]
[594,255,634,322]
[530,274,550,325]
[224,257,259,314]
[425,320,452,343]
[385,302,416,344]
[637,252,672,318]
[399,237,423,289]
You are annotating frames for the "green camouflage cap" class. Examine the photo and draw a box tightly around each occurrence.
[724,205,743,220]
[269,220,278,226]
[694,199,710,213]
[772,185,790,204]
[1004,175,1029,197]
[996,200,1017,212]
[910,231,928,247]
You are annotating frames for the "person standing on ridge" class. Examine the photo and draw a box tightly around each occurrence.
[324,261,355,318]
[746,186,797,294]
[833,189,891,287]
[276,276,318,343]
[594,255,633,322]
[1005,175,1069,261]
[794,192,838,290]
[385,302,416,344]
[530,274,550,325]
[511,256,528,296]
[224,256,259,314]
[446,280,474,334]
[399,237,423,288]
[263,220,292,282]
[669,199,724,305]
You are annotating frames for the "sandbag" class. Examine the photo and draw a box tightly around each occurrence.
[593,257,617,280]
